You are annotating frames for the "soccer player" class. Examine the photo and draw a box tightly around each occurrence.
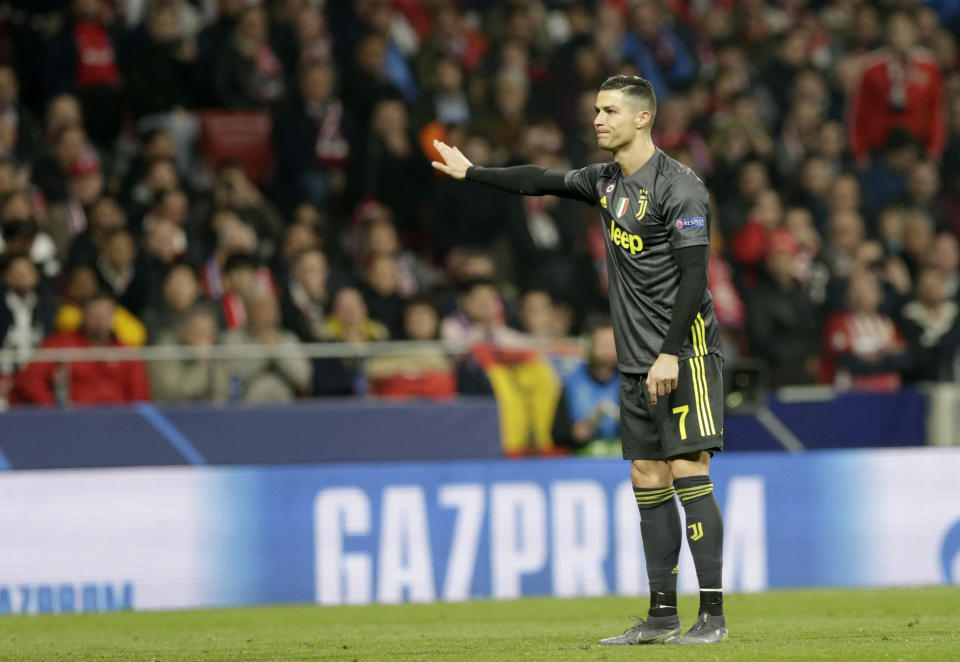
[431,75,727,645]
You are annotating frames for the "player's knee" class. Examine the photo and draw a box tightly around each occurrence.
[631,460,671,488]
[667,450,711,478]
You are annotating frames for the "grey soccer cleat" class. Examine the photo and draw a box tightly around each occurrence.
[672,612,728,644]
[597,614,681,645]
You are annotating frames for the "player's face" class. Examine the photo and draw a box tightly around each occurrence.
[593,90,647,152]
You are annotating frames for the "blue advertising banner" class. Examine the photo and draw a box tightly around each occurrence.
[0,448,957,614]
[0,389,926,471]
[0,398,503,469]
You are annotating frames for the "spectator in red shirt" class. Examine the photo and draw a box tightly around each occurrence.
[365,298,457,400]
[730,188,783,287]
[821,269,911,391]
[45,0,123,146]
[13,292,151,406]
[847,10,945,164]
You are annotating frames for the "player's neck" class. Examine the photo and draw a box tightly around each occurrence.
[614,134,657,177]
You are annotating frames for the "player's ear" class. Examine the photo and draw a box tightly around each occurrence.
[635,109,652,129]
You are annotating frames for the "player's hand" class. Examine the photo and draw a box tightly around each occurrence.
[646,353,679,405]
[431,139,473,180]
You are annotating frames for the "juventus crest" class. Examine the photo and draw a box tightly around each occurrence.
[636,189,649,219]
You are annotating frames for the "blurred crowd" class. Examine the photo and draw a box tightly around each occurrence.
[1,0,960,431]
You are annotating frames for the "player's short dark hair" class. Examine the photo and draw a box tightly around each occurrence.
[600,75,657,117]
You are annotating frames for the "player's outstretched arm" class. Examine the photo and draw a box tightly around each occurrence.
[431,139,595,203]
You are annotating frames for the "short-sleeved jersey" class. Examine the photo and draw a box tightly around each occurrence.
[564,149,722,373]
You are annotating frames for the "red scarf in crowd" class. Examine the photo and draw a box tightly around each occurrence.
[73,19,120,88]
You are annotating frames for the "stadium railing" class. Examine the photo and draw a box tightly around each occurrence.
[0,339,476,365]
[1,341,954,447]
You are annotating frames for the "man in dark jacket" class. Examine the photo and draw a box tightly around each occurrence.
[746,229,821,386]
[0,254,56,382]
[272,62,350,209]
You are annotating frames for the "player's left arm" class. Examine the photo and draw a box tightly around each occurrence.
[646,173,711,405]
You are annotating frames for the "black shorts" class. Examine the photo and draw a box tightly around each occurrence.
[620,354,724,461]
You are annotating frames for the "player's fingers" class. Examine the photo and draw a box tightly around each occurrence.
[657,380,666,396]
[440,142,459,161]
[671,377,679,390]
[433,140,452,158]
[431,162,455,177]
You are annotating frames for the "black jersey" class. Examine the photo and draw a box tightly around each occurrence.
[563,149,722,373]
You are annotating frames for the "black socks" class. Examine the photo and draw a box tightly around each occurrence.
[649,590,678,618]
[636,477,725,617]
[633,486,682,606]
[674,475,724,615]
[698,588,724,617]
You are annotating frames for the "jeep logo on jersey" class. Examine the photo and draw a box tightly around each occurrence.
[610,220,644,254]
[615,198,629,217]
[636,189,649,219]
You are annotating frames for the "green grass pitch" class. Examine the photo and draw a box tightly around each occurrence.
[1,587,957,661]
